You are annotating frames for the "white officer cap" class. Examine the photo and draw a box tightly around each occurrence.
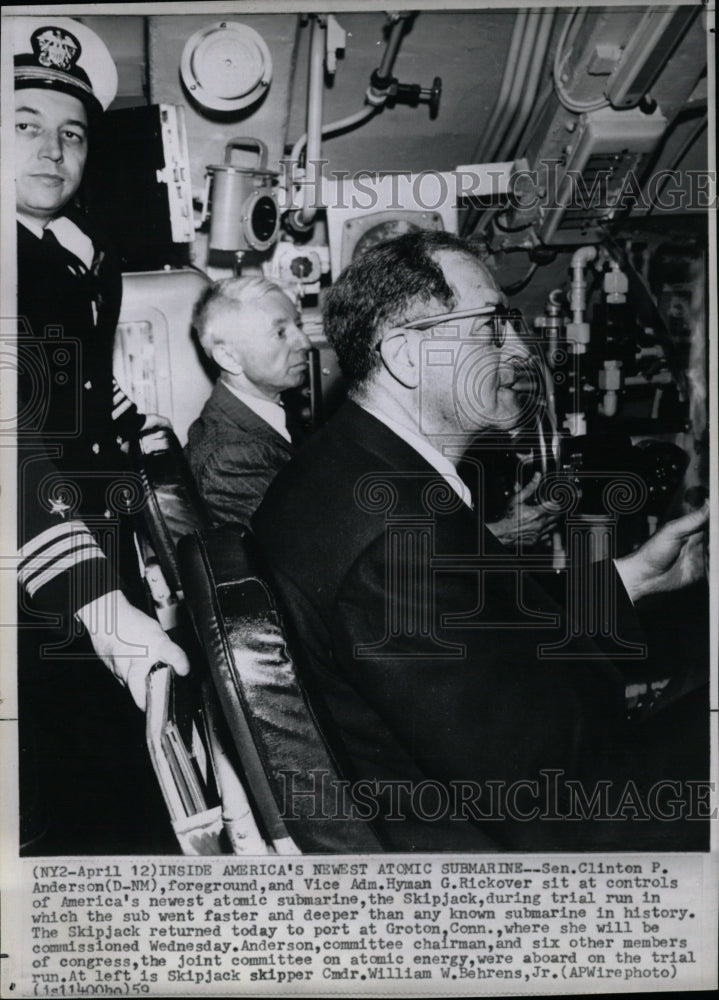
[14,16,118,114]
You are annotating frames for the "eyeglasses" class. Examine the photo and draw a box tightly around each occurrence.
[402,305,523,349]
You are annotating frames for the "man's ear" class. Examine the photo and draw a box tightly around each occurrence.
[378,327,420,389]
[211,341,243,377]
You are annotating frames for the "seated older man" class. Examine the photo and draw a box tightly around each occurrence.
[186,277,311,525]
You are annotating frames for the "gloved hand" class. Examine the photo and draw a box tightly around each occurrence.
[76,590,190,710]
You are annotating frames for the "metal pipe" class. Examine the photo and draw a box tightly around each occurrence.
[377,16,408,80]
[488,10,539,162]
[295,16,326,229]
[462,10,537,235]
[496,9,555,161]
[290,106,377,164]
[473,10,529,163]
[569,245,598,326]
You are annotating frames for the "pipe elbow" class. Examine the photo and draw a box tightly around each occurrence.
[286,208,316,234]
[571,245,598,271]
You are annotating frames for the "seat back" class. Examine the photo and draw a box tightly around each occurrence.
[129,427,212,596]
[178,527,383,853]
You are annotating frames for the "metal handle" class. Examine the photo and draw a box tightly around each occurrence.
[224,138,268,171]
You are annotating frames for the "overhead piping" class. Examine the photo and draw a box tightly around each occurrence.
[291,15,327,230]
[487,11,539,162]
[290,106,378,165]
[461,10,539,236]
[473,10,528,163]
[471,12,555,239]
[496,9,555,162]
[376,15,408,82]
[288,12,423,231]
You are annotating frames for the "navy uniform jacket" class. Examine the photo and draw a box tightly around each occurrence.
[15,216,175,855]
[186,380,296,527]
[16,217,144,620]
[252,401,680,851]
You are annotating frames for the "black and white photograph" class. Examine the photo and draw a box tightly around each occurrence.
[0,1,716,995]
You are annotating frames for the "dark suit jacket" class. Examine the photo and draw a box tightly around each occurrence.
[186,381,296,527]
[254,401,669,851]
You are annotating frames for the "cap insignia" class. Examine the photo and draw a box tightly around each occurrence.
[31,26,81,73]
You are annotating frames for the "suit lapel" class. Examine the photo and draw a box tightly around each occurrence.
[211,381,293,449]
[332,400,446,475]
[331,401,513,557]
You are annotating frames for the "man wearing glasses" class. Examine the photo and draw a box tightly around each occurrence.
[253,230,708,851]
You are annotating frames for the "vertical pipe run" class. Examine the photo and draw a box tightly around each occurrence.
[377,17,408,80]
[489,10,540,161]
[473,10,529,163]
[496,9,556,161]
[297,16,326,228]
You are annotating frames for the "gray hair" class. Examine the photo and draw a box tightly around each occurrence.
[193,276,284,355]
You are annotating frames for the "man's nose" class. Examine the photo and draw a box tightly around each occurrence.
[502,318,532,360]
[293,326,312,351]
[39,130,63,162]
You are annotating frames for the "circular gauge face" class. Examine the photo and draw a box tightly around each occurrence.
[180,21,272,112]
[352,219,423,259]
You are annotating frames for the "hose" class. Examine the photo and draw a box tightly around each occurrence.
[290,106,379,164]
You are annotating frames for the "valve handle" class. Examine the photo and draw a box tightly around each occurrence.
[427,76,442,118]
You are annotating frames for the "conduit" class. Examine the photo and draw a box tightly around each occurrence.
[461,10,539,236]
[376,15,408,81]
[473,10,528,163]
[290,106,378,165]
[496,9,555,161]
[292,16,327,229]
[487,10,539,162]
[288,13,412,230]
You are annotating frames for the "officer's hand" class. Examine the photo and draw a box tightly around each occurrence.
[141,413,172,432]
[487,472,562,547]
[614,502,709,603]
[76,591,190,710]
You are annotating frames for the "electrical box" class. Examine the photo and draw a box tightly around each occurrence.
[537,106,667,244]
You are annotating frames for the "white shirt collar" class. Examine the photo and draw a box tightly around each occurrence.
[17,214,95,270]
[361,404,473,509]
[17,214,44,239]
[223,380,291,444]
